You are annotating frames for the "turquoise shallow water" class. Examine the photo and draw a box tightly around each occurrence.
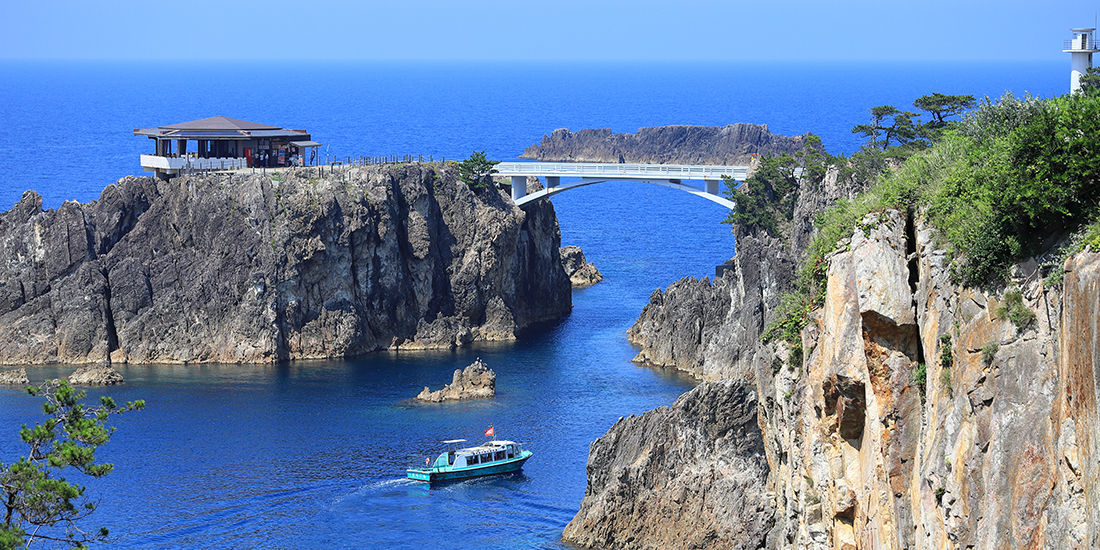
[0,60,1069,548]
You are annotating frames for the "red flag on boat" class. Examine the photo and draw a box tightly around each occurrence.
[485,426,495,438]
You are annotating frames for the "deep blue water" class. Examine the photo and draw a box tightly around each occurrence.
[0,60,1069,548]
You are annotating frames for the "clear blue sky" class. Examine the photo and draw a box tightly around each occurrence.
[2,0,1098,61]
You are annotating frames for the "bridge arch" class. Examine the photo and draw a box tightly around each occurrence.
[494,162,746,209]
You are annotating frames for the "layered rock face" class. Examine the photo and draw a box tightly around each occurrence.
[563,379,775,550]
[0,166,571,364]
[757,214,1100,549]
[520,125,817,166]
[416,358,496,402]
[577,202,1100,549]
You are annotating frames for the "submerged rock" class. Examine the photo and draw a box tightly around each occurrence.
[68,363,123,385]
[560,245,603,288]
[0,368,29,385]
[416,358,496,402]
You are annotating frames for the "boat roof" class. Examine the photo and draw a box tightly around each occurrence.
[452,440,519,453]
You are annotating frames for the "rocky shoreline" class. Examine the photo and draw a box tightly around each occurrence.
[0,165,571,365]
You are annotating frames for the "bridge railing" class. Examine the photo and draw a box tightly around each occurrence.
[496,162,748,180]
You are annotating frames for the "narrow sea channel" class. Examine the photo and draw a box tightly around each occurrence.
[0,181,731,548]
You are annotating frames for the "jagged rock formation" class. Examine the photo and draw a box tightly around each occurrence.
[562,379,775,550]
[0,368,28,385]
[416,358,495,402]
[573,202,1100,549]
[0,167,571,365]
[68,363,124,385]
[520,125,817,166]
[560,245,603,288]
[628,166,867,382]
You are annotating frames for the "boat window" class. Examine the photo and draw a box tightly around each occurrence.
[482,454,492,463]
[448,452,456,465]
[494,451,505,461]
[468,455,479,465]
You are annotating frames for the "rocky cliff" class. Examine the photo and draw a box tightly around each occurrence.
[0,165,571,364]
[567,204,1100,549]
[628,166,869,382]
[520,125,817,166]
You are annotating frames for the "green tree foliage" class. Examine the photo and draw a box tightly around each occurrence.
[852,105,920,150]
[807,91,1100,286]
[1078,66,1100,98]
[1,380,144,549]
[722,137,831,237]
[914,93,977,134]
[457,151,501,190]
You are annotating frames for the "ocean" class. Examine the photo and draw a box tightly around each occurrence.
[0,59,1068,548]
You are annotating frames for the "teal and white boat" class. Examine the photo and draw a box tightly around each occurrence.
[407,439,532,483]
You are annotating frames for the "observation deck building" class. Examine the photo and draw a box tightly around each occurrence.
[134,116,321,178]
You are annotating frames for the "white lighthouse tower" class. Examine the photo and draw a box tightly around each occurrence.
[1064,27,1098,93]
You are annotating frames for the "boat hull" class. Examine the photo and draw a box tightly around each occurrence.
[407,453,531,483]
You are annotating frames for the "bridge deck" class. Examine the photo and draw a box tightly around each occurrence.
[495,162,748,181]
[495,161,745,209]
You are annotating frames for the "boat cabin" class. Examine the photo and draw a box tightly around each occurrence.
[430,440,523,469]
[133,115,322,178]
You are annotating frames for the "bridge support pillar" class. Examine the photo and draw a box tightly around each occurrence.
[705,179,721,195]
[546,176,559,189]
[511,176,527,202]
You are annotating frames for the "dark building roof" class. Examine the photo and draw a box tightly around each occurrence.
[134,116,309,140]
[160,116,281,131]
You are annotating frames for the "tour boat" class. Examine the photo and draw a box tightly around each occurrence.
[407,438,532,483]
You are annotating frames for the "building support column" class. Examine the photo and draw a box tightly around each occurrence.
[512,176,527,202]
[705,179,721,195]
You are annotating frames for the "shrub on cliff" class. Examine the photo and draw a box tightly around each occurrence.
[1,381,144,549]
[457,151,501,190]
[722,135,831,238]
[806,91,1100,287]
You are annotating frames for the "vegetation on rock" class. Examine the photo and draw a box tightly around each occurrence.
[457,151,500,189]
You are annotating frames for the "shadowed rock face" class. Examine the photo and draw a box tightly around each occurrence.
[520,125,817,166]
[562,379,774,550]
[0,166,571,365]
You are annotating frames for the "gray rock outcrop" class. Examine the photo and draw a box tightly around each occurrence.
[0,368,28,385]
[560,245,603,288]
[521,124,818,166]
[68,363,124,385]
[416,358,496,402]
[0,165,571,364]
[562,379,774,549]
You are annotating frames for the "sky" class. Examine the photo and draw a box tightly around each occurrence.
[1,0,1098,61]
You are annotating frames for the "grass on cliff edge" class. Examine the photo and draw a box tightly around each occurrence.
[767,91,1100,347]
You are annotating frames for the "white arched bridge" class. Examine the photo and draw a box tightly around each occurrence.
[495,162,749,209]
